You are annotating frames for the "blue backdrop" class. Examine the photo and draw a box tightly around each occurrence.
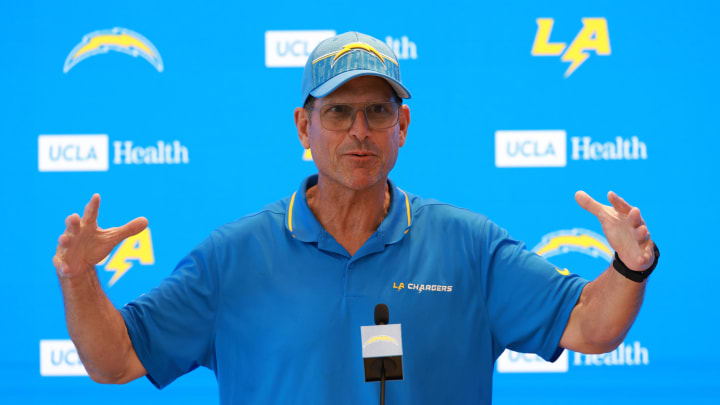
[1,0,718,403]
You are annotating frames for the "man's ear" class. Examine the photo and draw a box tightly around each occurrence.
[398,104,410,147]
[294,107,311,149]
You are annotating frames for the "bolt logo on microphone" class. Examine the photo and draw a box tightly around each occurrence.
[363,335,400,349]
[63,27,164,73]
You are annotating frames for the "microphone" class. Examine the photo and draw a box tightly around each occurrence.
[361,304,404,404]
[375,303,389,326]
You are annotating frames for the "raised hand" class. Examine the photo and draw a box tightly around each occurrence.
[575,191,655,272]
[53,194,148,278]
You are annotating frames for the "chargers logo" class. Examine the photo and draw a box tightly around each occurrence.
[64,27,163,73]
[531,18,611,78]
[363,335,399,349]
[99,228,155,286]
[313,42,398,67]
[532,228,613,261]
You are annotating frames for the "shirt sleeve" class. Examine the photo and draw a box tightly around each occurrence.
[119,232,220,389]
[480,220,589,362]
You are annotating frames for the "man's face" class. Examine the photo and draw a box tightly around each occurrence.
[295,76,410,191]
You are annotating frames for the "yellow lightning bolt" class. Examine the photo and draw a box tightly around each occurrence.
[73,33,156,60]
[561,48,590,78]
[536,234,613,259]
[332,42,386,65]
[363,335,399,349]
[104,228,154,286]
[561,18,611,78]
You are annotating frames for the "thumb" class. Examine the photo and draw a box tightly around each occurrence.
[105,217,149,245]
[575,191,605,217]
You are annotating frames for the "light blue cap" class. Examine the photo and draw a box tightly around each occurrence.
[301,31,411,104]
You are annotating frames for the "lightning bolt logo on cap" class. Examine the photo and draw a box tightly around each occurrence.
[63,27,164,73]
[312,41,398,67]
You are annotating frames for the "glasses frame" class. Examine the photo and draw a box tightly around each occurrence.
[306,101,402,131]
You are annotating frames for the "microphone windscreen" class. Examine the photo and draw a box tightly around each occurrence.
[374,304,389,325]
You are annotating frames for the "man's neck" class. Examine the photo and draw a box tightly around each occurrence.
[306,176,391,256]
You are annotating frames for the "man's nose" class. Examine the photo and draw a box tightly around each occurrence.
[348,108,370,140]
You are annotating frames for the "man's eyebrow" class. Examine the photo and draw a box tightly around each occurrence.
[322,99,396,105]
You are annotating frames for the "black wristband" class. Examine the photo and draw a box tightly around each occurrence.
[613,244,660,283]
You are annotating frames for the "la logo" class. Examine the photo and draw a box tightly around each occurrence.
[531,18,611,78]
[100,228,155,286]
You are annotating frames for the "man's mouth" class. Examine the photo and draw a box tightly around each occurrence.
[346,151,375,157]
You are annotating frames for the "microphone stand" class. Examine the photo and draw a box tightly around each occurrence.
[380,359,386,405]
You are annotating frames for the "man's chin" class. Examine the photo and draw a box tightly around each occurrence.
[322,172,386,192]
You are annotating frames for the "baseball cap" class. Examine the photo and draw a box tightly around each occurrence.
[301,31,412,104]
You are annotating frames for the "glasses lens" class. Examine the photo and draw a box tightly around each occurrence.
[320,104,354,131]
[366,102,399,129]
[318,102,400,130]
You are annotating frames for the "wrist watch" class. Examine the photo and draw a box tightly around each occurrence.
[613,244,660,283]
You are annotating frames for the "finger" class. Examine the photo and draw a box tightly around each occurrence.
[632,225,649,242]
[82,194,101,225]
[65,214,81,232]
[58,233,71,247]
[628,207,643,227]
[608,191,632,215]
[575,191,605,217]
[53,254,63,271]
[105,217,149,244]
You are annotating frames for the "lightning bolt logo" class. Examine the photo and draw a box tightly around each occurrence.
[64,27,164,73]
[103,228,155,286]
[363,335,399,349]
[560,45,592,79]
[332,42,386,65]
[532,228,613,262]
[531,18,611,78]
[312,42,398,67]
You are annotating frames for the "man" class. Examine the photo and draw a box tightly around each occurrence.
[53,32,658,404]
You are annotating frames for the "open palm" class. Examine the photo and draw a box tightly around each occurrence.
[575,190,655,272]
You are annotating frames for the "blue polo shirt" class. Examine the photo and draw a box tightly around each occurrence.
[120,174,588,404]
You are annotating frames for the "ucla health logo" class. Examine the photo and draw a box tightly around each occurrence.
[40,340,87,376]
[265,30,336,67]
[495,130,648,168]
[531,18,611,78]
[38,135,190,172]
[64,27,163,73]
[384,36,417,60]
[38,135,109,172]
[495,130,567,168]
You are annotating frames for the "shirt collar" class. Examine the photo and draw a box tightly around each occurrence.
[285,174,413,248]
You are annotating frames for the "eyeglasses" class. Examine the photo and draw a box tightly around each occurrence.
[308,102,401,131]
